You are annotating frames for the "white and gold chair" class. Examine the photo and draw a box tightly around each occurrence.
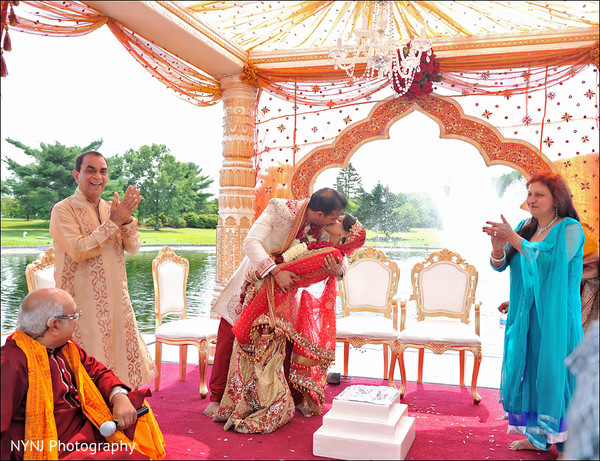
[153,246,219,397]
[25,247,56,292]
[337,246,401,381]
[390,248,482,403]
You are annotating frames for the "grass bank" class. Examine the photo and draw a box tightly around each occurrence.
[1,218,442,248]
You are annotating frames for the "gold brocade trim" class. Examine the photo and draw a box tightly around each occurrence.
[246,315,336,364]
[290,350,319,367]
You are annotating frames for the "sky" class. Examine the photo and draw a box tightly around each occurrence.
[0,24,528,241]
[0,28,224,194]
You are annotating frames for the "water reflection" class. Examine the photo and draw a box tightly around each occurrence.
[1,248,216,336]
[1,246,507,357]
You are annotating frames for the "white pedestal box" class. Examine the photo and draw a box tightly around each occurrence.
[313,385,415,460]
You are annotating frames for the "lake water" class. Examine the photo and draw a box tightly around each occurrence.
[1,245,509,358]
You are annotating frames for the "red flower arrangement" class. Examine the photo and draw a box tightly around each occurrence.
[391,44,442,101]
[307,240,334,251]
[295,222,322,242]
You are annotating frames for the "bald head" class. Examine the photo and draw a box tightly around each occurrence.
[16,288,75,338]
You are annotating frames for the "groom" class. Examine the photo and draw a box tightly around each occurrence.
[204,188,348,417]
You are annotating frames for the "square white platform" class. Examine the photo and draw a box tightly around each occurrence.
[313,385,415,460]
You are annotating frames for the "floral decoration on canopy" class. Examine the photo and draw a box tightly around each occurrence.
[392,45,442,100]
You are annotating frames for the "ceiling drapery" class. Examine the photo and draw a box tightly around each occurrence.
[4,1,599,106]
[5,0,221,105]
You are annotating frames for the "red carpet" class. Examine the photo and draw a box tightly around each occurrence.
[141,363,559,460]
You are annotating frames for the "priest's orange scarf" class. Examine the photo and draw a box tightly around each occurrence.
[12,330,145,460]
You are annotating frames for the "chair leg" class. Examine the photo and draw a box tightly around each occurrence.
[398,346,408,399]
[383,344,389,380]
[417,348,424,383]
[388,348,396,385]
[459,350,465,387]
[471,348,483,404]
[155,341,162,391]
[197,341,209,398]
[388,349,397,388]
[179,345,188,382]
[343,342,350,376]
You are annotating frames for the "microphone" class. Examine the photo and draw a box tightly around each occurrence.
[99,405,149,437]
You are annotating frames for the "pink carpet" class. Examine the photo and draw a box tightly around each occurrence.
[140,363,560,460]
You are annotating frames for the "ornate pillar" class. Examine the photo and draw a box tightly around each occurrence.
[213,74,258,302]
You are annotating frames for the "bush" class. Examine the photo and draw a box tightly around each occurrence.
[146,213,217,229]
[166,216,186,228]
[196,214,218,229]
[182,212,198,227]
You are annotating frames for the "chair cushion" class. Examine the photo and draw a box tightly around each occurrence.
[155,318,220,342]
[397,319,481,346]
[336,315,396,340]
[420,262,469,315]
[345,260,391,309]
[35,266,55,289]
[157,260,187,315]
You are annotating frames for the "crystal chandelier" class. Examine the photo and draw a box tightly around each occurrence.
[329,1,432,96]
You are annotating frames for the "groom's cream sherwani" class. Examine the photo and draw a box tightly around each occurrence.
[212,198,312,326]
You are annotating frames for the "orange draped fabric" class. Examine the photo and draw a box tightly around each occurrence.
[249,43,597,105]
[7,1,221,106]
[106,20,221,106]
[10,1,107,36]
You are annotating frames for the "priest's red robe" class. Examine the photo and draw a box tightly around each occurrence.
[1,337,148,460]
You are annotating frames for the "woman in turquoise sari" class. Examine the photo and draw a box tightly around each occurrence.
[483,170,584,452]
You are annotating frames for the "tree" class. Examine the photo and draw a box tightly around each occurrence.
[493,171,524,197]
[355,182,400,238]
[2,138,103,219]
[406,192,441,228]
[335,163,363,199]
[353,184,441,237]
[108,144,214,230]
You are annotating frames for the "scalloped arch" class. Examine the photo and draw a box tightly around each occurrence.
[289,93,556,199]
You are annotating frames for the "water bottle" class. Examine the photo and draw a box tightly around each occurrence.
[499,315,506,329]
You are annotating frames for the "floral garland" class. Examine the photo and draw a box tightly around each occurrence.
[392,44,442,101]
[295,221,322,243]
[279,240,335,264]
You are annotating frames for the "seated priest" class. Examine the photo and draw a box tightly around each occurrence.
[0,288,166,460]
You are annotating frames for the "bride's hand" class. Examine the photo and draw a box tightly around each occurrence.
[323,254,342,277]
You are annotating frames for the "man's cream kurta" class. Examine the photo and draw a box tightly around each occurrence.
[50,187,154,389]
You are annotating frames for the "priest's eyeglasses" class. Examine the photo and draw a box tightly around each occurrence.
[55,309,82,321]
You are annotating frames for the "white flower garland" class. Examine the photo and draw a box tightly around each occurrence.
[282,242,308,262]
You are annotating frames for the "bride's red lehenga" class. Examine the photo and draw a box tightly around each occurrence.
[213,220,366,434]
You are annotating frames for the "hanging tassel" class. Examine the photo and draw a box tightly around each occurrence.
[1,52,7,77]
[8,5,17,26]
[3,30,11,52]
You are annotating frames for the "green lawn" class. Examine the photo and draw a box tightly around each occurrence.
[366,228,443,248]
[0,218,216,246]
[1,218,442,248]
[1,218,54,246]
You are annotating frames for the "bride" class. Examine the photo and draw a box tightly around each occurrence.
[212,214,366,434]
